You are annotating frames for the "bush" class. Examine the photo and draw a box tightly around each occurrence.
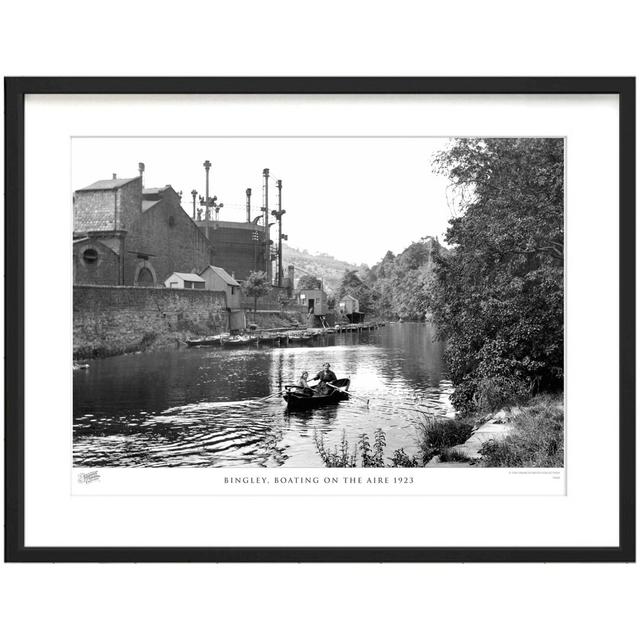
[314,429,356,467]
[478,395,564,467]
[416,414,475,463]
[139,331,158,349]
[438,448,472,463]
[389,448,419,467]
[476,376,529,413]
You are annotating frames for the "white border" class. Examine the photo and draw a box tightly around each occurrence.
[24,94,619,547]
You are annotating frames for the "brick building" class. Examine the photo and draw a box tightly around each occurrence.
[73,176,212,286]
[196,220,270,282]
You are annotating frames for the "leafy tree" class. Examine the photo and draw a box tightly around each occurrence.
[242,270,272,321]
[297,274,322,290]
[430,138,564,412]
[366,240,443,320]
[338,270,374,314]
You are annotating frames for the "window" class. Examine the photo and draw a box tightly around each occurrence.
[82,248,98,264]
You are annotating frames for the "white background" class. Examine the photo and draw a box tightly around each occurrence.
[1,2,638,639]
[28,95,600,547]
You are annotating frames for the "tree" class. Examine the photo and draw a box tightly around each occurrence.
[365,241,443,320]
[297,274,322,290]
[430,138,564,412]
[242,270,272,322]
[338,270,374,314]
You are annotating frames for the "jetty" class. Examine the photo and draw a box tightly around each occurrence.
[185,321,386,348]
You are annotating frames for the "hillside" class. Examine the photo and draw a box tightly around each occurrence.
[282,244,365,293]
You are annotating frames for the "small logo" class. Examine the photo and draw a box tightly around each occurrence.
[78,470,101,484]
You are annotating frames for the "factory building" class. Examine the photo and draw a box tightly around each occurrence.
[196,220,269,282]
[74,162,290,291]
[73,172,212,287]
[191,165,284,285]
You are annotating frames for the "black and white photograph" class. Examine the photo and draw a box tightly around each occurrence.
[72,136,564,471]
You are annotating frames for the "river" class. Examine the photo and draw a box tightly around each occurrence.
[73,322,453,468]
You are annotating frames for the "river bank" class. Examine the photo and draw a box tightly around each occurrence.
[74,307,307,360]
[310,392,564,469]
[423,393,564,468]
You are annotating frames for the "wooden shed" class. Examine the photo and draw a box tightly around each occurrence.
[164,272,206,289]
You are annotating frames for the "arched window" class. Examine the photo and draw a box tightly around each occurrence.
[82,248,98,264]
[135,267,154,286]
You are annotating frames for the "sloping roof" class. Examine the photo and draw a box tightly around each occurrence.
[202,265,240,287]
[167,272,205,283]
[77,177,139,191]
[142,200,160,213]
[341,294,358,302]
[72,236,117,254]
[143,186,170,196]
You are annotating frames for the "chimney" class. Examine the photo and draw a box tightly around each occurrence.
[138,162,145,186]
[246,188,252,223]
[112,173,117,179]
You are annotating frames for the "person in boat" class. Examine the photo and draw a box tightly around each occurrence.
[297,371,313,396]
[312,362,338,395]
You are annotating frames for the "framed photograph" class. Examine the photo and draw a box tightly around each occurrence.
[4,77,635,562]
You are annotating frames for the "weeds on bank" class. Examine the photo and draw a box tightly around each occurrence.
[478,395,564,467]
[437,447,472,463]
[416,414,475,463]
[314,428,419,468]
[314,430,357,467]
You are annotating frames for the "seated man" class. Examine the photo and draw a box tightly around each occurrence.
[312,362,338,395]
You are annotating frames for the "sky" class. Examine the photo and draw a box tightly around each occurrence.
[72,137,455,267]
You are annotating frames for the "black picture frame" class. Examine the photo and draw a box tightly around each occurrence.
[4,77,636,563]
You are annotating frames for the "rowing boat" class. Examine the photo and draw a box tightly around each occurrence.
[221,335,257,348]
[282,378,351,409]
[186,335,224,347]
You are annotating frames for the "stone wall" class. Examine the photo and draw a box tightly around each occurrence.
[73,285,228,358]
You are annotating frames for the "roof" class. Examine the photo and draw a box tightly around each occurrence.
[72,236,117,254]
[142,200,160,213]
[202,265,240,287]
[142,187,170,196]
[196,220,265,232]
[167,272,205,283]
[77,177,139,191]
[341,294,358,301]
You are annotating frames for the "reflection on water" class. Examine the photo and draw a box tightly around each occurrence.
[74,323,452,467]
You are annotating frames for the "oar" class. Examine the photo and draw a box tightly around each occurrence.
[327,382,370,407]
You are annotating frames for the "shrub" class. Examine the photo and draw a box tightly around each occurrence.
[389,448,419,467]
[358,429,387,467]
[139,331,158,349]
[478,395,564,467]
[314,429,356,467]
[416,414,475,463]
[438,447,472,463]
[476,376,529,413]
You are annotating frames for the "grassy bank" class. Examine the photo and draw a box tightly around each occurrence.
[417,393,564,467]
[477,394,564,467]
[309,393,564,469]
